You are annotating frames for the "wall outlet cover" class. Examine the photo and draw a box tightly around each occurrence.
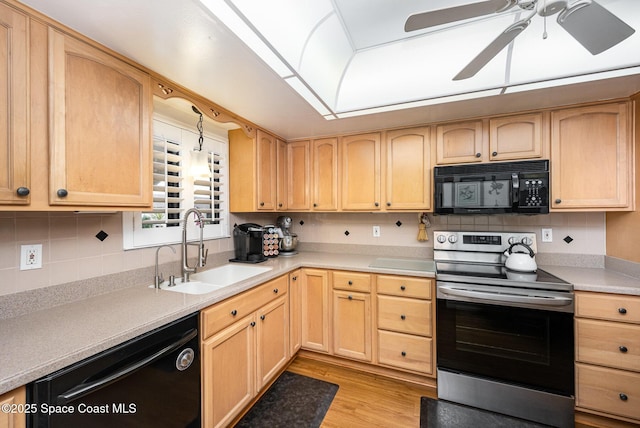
[20,244,43,270]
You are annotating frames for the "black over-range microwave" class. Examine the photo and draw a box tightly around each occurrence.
[434,160,549,215]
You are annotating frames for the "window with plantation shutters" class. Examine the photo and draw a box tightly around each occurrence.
[123,116,229,249]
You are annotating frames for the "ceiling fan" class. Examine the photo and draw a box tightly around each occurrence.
[405,0,635,80]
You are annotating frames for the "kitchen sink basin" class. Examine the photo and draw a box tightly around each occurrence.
[150,280,226,295]
[191,264,272,286]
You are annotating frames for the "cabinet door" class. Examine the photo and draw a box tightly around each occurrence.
[551,103,632,210]
[0,4,29,205]
[202,315,256,428]
[489,113,544,161]
[436,120,484,164]
[333,290,372,362]
[286,140,311,210]
[312,137,338,211]
[289,270,302,355]
[300,269,330,352]
[341,133,381,210]
[48,28,152,207]
[256,129,277,210]
[0,385,26,428]
[385,127,432,210]
[256,295,289,390]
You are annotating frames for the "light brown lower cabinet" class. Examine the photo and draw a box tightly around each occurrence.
[332,290,372,362]
[575,291,640,425]
[201,275,288,428]
[0,386,26,428]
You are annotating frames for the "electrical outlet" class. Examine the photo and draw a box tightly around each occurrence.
[20,244,43,270]
[372,226,381,237]
[541,228,553,243]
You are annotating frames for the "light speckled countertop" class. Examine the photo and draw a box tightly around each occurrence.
[1,251,638,395]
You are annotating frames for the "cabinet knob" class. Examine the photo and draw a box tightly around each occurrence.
[250,321,256,327]
[555,199,562,204]
[492,151,498,157]
[278,203,283,207]
[231,309,238,316]
[260,315,266,321]
[292,276,297,281]
[475,153,481,158]
[57,188,68,198]
[273,288,279,294]
[400,314,406,320]
[374,202,379,207]
[259,201,265,207]
[16,187,30,197]
[619,393,628,401]
[386,202,391,207]
[348,295,353,300]
[619,345,628,353]
[348,280,353,285]
[400,285,406,291]
[618,307,627,314]
[313,203,318,207]
[401,351,406,357]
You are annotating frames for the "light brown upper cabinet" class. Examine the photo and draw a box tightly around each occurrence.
[312,137,339,211]
[286,140,311,210]
[551,102,633,211]
[48,28,152,207]
[436,120,484,164]
[489,112,547,161]
[230,128,286,211]
[0,3,29,205]
[340,133,381,210]
[385,127,433,210]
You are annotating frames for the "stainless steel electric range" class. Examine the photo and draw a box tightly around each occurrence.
[434,230,574,428]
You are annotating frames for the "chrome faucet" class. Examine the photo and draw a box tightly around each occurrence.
[182,208,208,282]
[154,245,176,288]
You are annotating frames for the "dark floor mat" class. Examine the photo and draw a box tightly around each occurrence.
[235,371,339,428]
[420,397,551,428]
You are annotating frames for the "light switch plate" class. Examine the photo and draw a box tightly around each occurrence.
[20,244,43,270]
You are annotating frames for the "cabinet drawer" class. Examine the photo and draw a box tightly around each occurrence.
[576,363,640,421]
[378,330,433,375]
[576,319,640,372]
[332,271,371,292]
[201,275,287,339]
[576,292,640,324]
[377,295,432,337]
[376,275,432,299]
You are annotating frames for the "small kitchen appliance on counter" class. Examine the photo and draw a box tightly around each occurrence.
[434,230,574,428]
[230,223,266,263]
[276,216,298,256]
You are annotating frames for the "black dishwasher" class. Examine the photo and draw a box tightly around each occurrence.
[28,312,200,428]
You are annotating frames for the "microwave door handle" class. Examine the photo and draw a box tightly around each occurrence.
[511,173,519,208]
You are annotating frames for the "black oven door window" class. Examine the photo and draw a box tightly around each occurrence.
[437,299,574,396]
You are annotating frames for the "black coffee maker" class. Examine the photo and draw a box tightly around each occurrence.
[230,223,266,263]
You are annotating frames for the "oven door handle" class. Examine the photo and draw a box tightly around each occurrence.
[438,284,573,307]
[57,328,197,404]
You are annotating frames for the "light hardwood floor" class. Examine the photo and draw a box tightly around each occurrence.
[286,356,436,428]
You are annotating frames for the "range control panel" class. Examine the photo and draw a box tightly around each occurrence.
[434,231,537,254]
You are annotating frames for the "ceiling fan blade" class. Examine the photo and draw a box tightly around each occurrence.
[557,0,635,55]
[405,0,518,32]
[453,17,531,81]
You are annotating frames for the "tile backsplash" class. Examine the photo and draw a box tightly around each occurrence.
[0,211,604,296]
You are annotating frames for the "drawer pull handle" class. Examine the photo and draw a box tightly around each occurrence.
[57,188,68,198]
[348,295,353,300]
[16,187,30,197]
[348,281,353,285]
[400,285,406,291]
[618,307,627,314]
[619,393,628,401]
[260,315,266,321]
[619,346,628,353]
[273,288,279,294]
[231,309,238,316]
[400,314,406,320]
[250,321,256,327]
[401,351,406,357]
